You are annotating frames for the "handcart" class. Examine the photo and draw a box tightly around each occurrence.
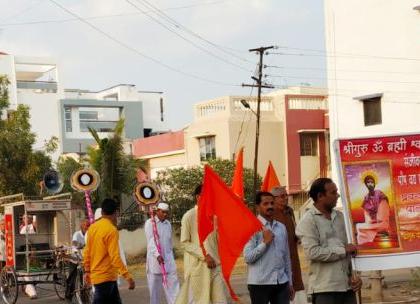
[0,193,74,304]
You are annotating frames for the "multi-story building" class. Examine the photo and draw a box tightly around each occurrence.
[0,53,63,157]
[0,52,165,158]
[324,1,420,180]
[133,130,186,178]
[134,86,329,210]
[61,85,143,154]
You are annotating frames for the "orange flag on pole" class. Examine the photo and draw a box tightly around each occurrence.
[261,161,280,191]
[198,165,262,301]
[231,147,244,200]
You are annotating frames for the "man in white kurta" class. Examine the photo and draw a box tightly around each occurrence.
[175,185,227,304]
[145,202,180,304]
[19,215,37,299]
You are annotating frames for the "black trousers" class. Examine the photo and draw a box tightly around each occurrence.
[312,290,357,304]
[248,282,289,304]
[93,281,122,304]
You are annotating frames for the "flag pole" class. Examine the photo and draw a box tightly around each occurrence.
[149,208,168,288]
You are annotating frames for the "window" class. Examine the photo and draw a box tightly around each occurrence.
[79,111,98,121]
[363,97,382,126]
[199,136,216,161]
[300,133,318,156]
[64,107,72,132]
[78,107,119,132]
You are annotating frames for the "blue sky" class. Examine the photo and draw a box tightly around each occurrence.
[0,0,326,129]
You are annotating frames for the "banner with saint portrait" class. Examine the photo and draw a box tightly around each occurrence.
[336,133,420,271]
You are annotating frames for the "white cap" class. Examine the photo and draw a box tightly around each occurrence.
[94,208,102,220]
[157,202,169,211]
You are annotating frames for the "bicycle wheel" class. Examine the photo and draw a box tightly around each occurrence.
[54,262,67,300]
[73,268,92,304]
[0,266,18,304]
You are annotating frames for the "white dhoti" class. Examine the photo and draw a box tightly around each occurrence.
[147,272,180,304]
[145,216,180,304]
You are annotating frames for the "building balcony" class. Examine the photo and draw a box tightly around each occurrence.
[79,120,118,133]
[16,80,58,93]
[194,96,274,120]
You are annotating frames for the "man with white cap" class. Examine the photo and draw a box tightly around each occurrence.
[145,202,180,304]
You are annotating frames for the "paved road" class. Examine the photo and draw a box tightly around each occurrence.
[15,274,252,304]
[14,268,419,304]
[4,273,310,304]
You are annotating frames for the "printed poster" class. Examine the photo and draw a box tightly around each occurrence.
[5,214,14,267]
[338,134,420,258]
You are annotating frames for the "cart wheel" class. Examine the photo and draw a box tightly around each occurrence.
[54,262,67,300]
[0,266,18,304]
[73,268,92,304]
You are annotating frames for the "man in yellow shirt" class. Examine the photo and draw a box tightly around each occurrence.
[83,198,135,303]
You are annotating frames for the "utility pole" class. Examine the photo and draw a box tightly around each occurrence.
[242,46,275,202]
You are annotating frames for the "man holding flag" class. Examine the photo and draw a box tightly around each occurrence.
[244,191,294,304]
[175,184,227,304]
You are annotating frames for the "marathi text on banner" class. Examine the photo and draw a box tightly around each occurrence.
[339,134,420,257]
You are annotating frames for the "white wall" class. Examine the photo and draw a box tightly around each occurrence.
[324,0,420,181]
[137,92,167,132]
[0,55,18,109]
[300,156,320,188]
[17,90,62,154]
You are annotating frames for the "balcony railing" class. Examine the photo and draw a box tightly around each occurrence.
[17,80,58,93]
[79,120,117,133]
[195,97,274,119]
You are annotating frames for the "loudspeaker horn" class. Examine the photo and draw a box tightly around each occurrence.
[70,168,100,192]
[133,182,160,206]
[43,170,64,195]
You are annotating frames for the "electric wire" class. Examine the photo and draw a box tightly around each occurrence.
[0,0,231,27]
[47,0,241,87]
[124,0,252,72]
[268,51,420,62]
[132,0,254,64]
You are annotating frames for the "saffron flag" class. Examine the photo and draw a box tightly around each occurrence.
[231,147,244,200]
[198,165,262,301]
[261,161,280,191]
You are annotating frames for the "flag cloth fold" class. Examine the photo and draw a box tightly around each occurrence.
[261,161,280,191]
[198,165,262,301]
[231,147,244,200]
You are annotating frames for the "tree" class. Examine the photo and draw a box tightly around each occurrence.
[154,158,261,224]
[86,119,146,206]
[0,75,52,196]
[56,156,83,193]
[0,76,10,111]
[56,155,86,207]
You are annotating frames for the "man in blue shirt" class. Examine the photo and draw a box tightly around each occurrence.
[244,191,294,304]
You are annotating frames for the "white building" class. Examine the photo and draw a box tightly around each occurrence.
[0,52,166,158]
[0,53,63,157]
[324,0,420,180]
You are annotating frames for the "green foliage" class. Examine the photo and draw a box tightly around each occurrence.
[154,158,261,224]
[0,101,52,196]
[44,136,59,154]
[86,119,146,206]
[56,156,85,207]
[0,75,10,111]
[56,156,83,193]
